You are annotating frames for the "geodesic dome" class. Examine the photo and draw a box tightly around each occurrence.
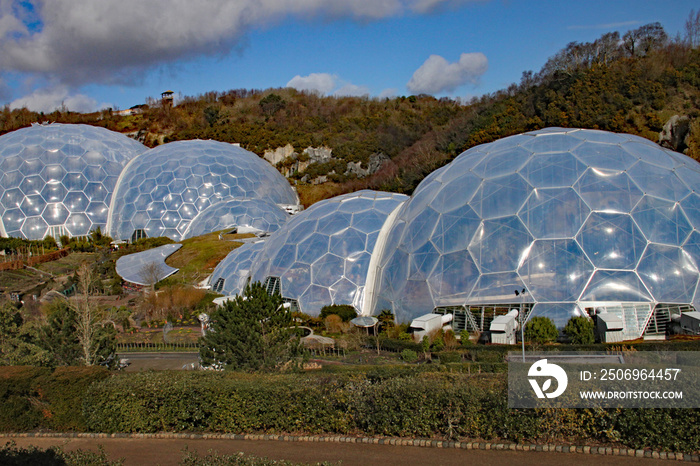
[367,127,700,340]
[107,140,298,241]
[248,190,408,316]
[182,198,290,240]
[0,123,146,239]
[209,241,265,296]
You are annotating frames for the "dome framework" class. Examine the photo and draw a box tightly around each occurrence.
[367,128,700,340]
[108,140,298,241]
[0,123,146,239]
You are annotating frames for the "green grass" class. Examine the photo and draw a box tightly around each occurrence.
[165,231,252,283]
[0,268,42,292]
[36,252,94,276]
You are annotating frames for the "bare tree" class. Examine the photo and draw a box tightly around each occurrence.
[74,263,99,365]
[623,23,668,57]
[139,261,162,294]
[686,9,700,49]
[139,261,163,319]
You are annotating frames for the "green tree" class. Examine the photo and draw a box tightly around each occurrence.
[377,309,395,334]
[199,282,301,371]
[40,299,117,368]
[0,304,50,366]
[564,315,595,344]
[524,316,558,344]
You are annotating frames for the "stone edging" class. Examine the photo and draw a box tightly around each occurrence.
[1,432,697,461]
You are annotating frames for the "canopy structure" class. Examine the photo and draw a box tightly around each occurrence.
[115,243,182,286]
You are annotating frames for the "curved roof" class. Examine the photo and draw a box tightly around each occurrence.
[108,139,298,241]
[370,128,700,334]
[182,198,289,239]
[0,123,146,239]
[249,190,408,316]
[115,243,182,286]
[209,241,265,296]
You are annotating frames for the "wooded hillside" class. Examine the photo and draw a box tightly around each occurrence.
[2,19,699,206]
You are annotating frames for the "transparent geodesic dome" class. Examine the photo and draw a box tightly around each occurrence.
[0,123,146,239]
[368,128,700,338]
[248,190,408,316]
[209,241,265,296]
[182,198,290,239]
[107,140,298,241]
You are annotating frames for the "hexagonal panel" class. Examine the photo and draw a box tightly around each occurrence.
[468,216,533,273]
[518,187,589,239]
[42,203,70,225]
[520,152,586,188]
[631,196,692,246]
[431,204,481,254]
[627,161,689,201]
[572,141,638,171]
[472,146,531,179]
[427,249,480,304]
[518,239,594,302]
[21,216,48,238]
[40,183,67,203]
[576,212,646,269]
[637,244,699,303]
[575,168,643,213]
[579,270,652,302]
[469,173,531,219]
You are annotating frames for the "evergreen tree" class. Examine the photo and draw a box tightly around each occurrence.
[564,315,595,344]
[0,303,50,366]
[199,282,301,371]
[524,316,559,344]
[39,300,117,368]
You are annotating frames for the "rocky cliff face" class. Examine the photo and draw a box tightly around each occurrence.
[659,115,691,153]
[265,145,388,183]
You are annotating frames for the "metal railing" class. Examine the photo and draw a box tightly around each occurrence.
[116,342,200,352]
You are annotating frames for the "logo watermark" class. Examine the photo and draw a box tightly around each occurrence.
[528,359,568,399]
[508,352,700,408]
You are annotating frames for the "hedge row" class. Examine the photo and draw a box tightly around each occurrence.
[81,371,700,453]
[2,366,700,453]
[0,366,109,431]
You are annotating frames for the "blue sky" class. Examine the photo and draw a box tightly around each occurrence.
[0,0,697,113]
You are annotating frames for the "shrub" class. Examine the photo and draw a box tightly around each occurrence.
[524,317,558,344]
[459,330,473,346]
[438,351,461,363]
[564,316,595,344]
[400,349,418,363]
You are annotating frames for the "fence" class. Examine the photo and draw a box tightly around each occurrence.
[116,342,200,352]
[0,247,70,271]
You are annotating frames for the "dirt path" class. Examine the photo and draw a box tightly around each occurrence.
[2,436,679,466]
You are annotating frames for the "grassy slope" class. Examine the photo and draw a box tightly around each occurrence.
[164,231,253,284]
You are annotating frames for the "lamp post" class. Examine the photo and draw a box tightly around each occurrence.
[515,288,527,362]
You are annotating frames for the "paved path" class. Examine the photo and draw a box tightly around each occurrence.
[118,352,199,371]
[3,436,681,466]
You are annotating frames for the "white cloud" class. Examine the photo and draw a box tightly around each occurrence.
[407,52,488,94]
[334,83,370,97]
[408,0,482,14]
[0,0,477,86]
[287,73,338,94]
[9,86,105,113]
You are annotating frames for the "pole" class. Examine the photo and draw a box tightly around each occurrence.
[516,289,527,362]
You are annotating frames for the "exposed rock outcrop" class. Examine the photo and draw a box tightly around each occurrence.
[264,144,295,166]
[267,145,389,184]
[659,115,691,153]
